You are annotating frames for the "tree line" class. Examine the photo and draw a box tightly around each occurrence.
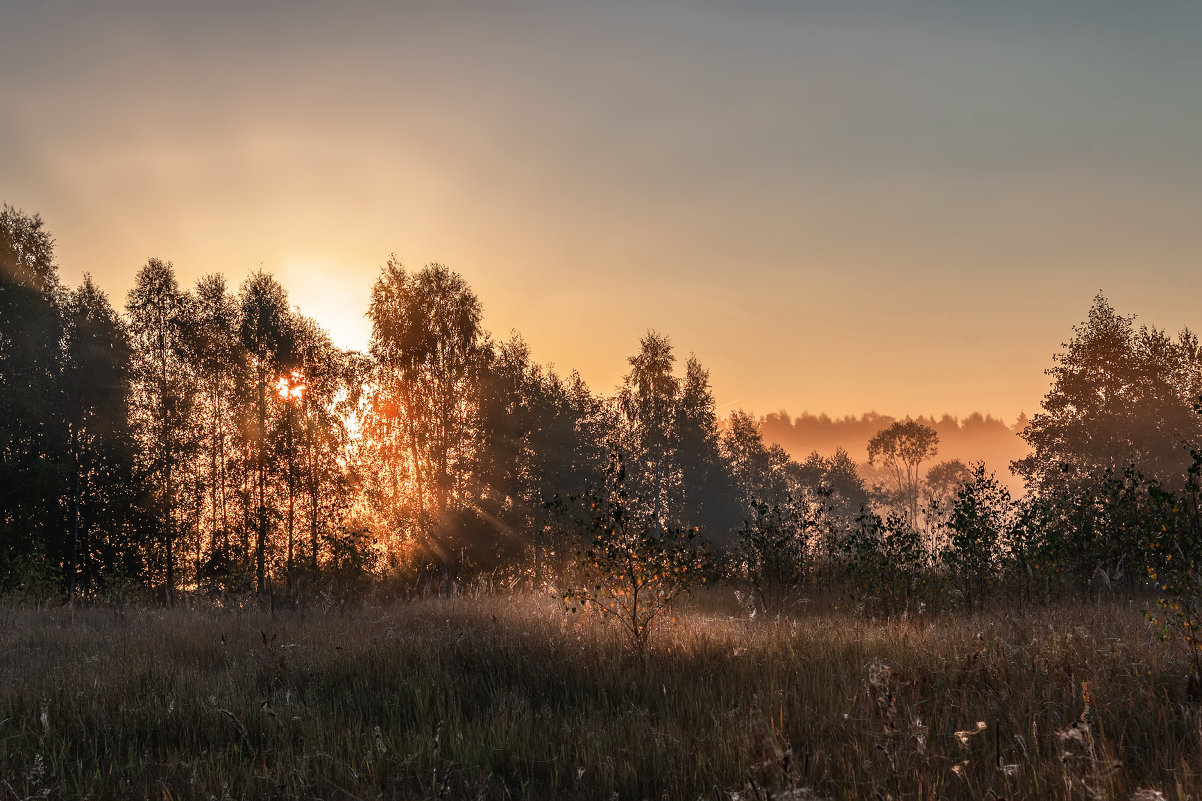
[3,204,1201,625]
[0,207,862,604]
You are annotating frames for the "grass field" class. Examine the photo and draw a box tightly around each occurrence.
[0,592,1195,800]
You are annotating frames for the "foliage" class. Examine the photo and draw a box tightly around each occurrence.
[867,419,939,524]
[1017,465,1153,597]
[318,526,380,610]
[924,458,972,509]
[1144,443,1202,682]
[1016,294,1202,490]
[722,409,792,508]
[0,206,68,584]
[737,494,822,614]
[473,334,601,585]
[789,447,869,515]
[843,509,931,615]
[13,200,1202,627]
[560,449,710,654]
[62,276,140,600]
[618,331,681,522]
[934,462,1016,610]
[615,332,739,537]
[366,259,486,569]
[236,271,297,597]
[126,258,198,603]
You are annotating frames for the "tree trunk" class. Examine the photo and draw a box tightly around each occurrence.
[256,372,267,598]
[286,408,295,597]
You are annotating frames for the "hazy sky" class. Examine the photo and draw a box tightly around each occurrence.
[4,0,1201,420]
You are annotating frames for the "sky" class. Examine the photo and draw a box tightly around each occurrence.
[3,0,1201,421]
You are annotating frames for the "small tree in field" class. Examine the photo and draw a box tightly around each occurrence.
[560,448,709,655]
[937,463,1015,610]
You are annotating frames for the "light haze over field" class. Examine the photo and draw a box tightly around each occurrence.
[3,0,1200,420]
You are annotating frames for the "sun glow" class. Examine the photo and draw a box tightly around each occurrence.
[276,370,306,401]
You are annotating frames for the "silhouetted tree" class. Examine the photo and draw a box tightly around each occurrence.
[1015,294,1202,491]
[867,419,939,525]
[474,334,590,578]
[237,271,295,598]
[677,355,740,537]
[189,274,243,590]
[737,494,821,614]
[62,276,137,600]
[786,448,869,585]
[934,463,1015,610]
[722,410,790,508]
[367,259,485,580]
[618,331,683,526]
[924,459,972,508]
[127,259,196,604]
[0,206,68,589]
[789,448,869,516]
[291,315,355,588]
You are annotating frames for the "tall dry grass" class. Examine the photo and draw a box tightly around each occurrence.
[0,593,1195,800]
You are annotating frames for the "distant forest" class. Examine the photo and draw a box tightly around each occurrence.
[3,203,1201,615]
[762,411,1029,491]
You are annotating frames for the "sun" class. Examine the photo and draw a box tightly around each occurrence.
[276,369,306,400]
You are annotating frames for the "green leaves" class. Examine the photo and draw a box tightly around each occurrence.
[561,447,710,654]
[1142,445,1202,670]
[737,494,817,614]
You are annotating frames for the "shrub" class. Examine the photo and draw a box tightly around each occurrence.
[1144,447,1202,686]
[737,494,821,614]
[936,463,1015,610]
[559,448,709,654]
[843,510,930,615]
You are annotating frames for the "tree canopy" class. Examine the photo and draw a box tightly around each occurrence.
[1014,294,1202,490]
[867,419,939,524]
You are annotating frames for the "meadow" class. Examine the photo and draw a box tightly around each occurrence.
[0,592,1194,800]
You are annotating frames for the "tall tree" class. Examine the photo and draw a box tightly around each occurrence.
[367,259,485,572]
[867,419,939,525]
[474,335,609,579]
[1015,294,1202,490]
[474,334,547,566]
[0,205,67,585]
[62,276,136,600]
[237,271,295,598]
[677,355,739,536]
[189,274,243,587]
[618,331,682,526]
[722,410,791,508]
[126,259,195,604]
[287,314,352,587]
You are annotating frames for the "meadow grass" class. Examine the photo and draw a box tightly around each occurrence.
[0,592,1196,800]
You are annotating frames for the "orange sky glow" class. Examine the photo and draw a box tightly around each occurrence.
[4,1,1200,423]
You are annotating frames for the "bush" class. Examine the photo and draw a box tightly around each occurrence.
[1144,447,1202,686]
[737,494,820,614]
[843,510,930,615]
[559,449,710,654]
[936,463,1015,610]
